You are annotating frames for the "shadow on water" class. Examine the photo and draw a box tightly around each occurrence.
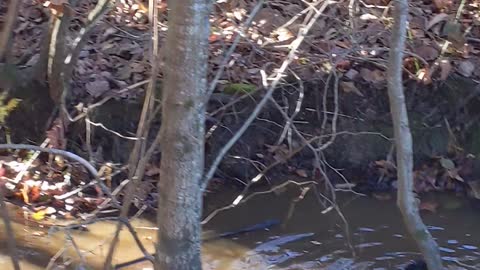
[0,184,479,269]
[203,186,480,269]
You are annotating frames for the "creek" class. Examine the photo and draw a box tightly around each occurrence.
[0,186,479,269]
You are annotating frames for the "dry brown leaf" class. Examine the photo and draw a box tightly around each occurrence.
[359,68,384,84]
[416,45,439,61]
[295,169,308,178]
[426,13,449,31]
[86,77,110,97]
[344,69,359,80]
[340,81,363,96]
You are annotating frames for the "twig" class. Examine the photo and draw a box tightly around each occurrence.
[64,80,149,123]
[276,72,304,146]
[65,231,87,267]
[85,119,139,141]
[202,0,333,190]
[14,138,50,183]
[46,246,67,270]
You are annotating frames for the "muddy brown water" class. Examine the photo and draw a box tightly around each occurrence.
[0,186,480,270]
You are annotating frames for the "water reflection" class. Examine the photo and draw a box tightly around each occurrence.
[203,188,480,269]
[0,187,479,269]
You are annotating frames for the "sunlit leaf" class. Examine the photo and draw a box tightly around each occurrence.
[31,210,46,221]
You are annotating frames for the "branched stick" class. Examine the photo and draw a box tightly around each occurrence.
[387,0,444,269]
[202,0,333,190]
[0,0,23,62]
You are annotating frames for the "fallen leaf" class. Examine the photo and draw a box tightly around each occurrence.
[295,169,308,178]
[457,61,475,77]
[344,69,359,80]
[31,210,46,221]
[447,168,464,182]
[440,157,455,170]
[29,186,41,202]
[86,77,110,97]
[443,22,465,46]
[416,45,439,61]
[360,68,384,84]
[359,13,378,21]
[340,81,363,96]
[426,13,449,31]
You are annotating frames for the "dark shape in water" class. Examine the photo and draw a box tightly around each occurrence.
[405,259,427,270]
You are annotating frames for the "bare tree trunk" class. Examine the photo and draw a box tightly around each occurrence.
[155,0,212,269]
[387,0,444,269]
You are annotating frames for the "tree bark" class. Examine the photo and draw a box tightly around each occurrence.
[387,0,444,269]
[155,1,212,270]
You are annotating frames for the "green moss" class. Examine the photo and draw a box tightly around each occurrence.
[223,83,256,95]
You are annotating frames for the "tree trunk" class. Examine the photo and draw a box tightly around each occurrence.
[386,0,444,269]
[155,1,212,270]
